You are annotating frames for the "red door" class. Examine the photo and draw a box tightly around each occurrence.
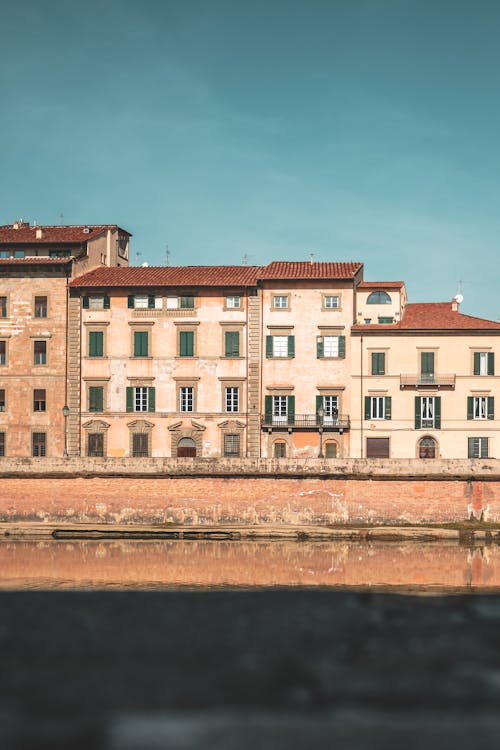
[177,446,196,457]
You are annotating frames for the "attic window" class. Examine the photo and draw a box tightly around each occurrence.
[367,291,391,304]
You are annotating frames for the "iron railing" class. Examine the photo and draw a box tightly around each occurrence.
[400,374,456,389]
[261,413,350,430]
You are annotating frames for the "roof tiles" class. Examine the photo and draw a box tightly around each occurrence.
[352,302,500,331]
[70,265,261,288]
[259,261,362,280]
[0,224,130,244]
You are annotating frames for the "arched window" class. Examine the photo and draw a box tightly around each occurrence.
[367,291,392,304]
[419,436,437,459]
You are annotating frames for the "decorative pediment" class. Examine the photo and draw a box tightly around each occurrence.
[168,421,183,431]
[127,419,154,430]
[190,421,206,431]
[217,419,246,429]
[82,419,110,431]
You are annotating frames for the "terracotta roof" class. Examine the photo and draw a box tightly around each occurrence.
[259,261,362,280]
[352,302,500,332]
[0,257,72,266]
[0,224,130,244]
[70,265,261,288]
[357,281,404,289]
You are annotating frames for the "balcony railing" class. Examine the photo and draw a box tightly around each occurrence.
[400,374,456,389]
[261,414,350,431]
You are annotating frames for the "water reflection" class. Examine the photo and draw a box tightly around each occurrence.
[1,539,499,592]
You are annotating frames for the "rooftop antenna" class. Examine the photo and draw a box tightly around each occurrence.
[135,251,142,265]
[59,212,64,226]
[241,253,255,266]
[309,252,315,265]
[165,244,171,266]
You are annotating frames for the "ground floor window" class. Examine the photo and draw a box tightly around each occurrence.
[32,432,46,457]
[419,436,436,459]
[224,433,240,457]
[132,433,149,457]
[366,437,389,458]
[325,441,338,458]
[468,437,489,458]
[88,433,104,457]
[274,441,287,458]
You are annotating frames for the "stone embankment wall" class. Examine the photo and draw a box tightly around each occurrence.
[0,458,500,525]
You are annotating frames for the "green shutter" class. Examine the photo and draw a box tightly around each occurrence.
[338,336,346,358]
[134,331,148,357]
[488,352,495,376]
[148,387,156,412]
[82,296,89,309]
[371,353,377,375]
[287,395,295,424]
[287,336,295,358]
[415,397,421,429]
[265,395,272,422]
[180,331,194,357]
[488,397,494,420]
[371,352,385,375]
[468,437,475,458]
[316,395,323,422]
[317,339,324,359]
[103,294,110,309]
[434,397,441,429]
[225,331,239,357]
[89,331,103,357]
[266,336,273,358]
[473,352,481,376]
[384,396,392,420]
[128,295,134,308]
[126,387,133,412]
[89,386,103,412]
[467,396,474,420]
[421,352,434,376]
[364,396,371,421]
[181,296,194,309]
[148,294,155,309]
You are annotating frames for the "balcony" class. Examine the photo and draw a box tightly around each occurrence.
[400,374,456,390]
[261,414,350,432]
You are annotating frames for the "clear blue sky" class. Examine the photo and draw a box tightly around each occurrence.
[1,0,499,319]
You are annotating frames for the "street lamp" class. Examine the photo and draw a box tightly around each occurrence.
[62,405,70,458]
[318,404,324,459]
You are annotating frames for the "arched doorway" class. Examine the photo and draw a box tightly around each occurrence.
[177,437,196,458]
[419,436,437,459]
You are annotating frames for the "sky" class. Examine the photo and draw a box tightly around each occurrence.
[1,0,500,319]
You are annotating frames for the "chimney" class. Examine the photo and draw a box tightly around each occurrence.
[309,253,314,265]
[452,297,459,312]
[35,228,43,239]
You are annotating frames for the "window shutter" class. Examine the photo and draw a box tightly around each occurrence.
[317,339,324,359]
[421,352,434,375]
[379,352,386,375]
[103,294,110,309]
[384,396,392,420]
[467,396,474,420]
[180,331,193,356]
[287,395,295,424]
[434,397,441,429]
[148,294,155,309]
[89,386,103,412]
[468,437,475,459]
[126,387,133,412]
[415,397,421,429]
[265,395,272,422]
[488,397,494,420]
[82,296,89,309]
[316,395,323,421]
[225,331,239,357]
[128,295,134,309]
[488,352,495,376]
[338,336,346,358]
[473,352,480,376]
[287,336,295,358]
[266,336,273,358]
[134,331,148,357]
[89,331,103,357]
[371,353,377,375]
[148,387,156,412]
[364,396,371,421]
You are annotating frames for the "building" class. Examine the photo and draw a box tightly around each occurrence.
[0,222,131,458]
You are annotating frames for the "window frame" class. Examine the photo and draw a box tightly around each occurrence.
[225,295,241,310]
[322,294,341,311]
[33,295,48,318]
[272,295,290,310]
[366,290,392,304]
[33,388,46,413]
[33,340,47,366]
[32,431,47,457]
[225,386,240,413]
[468,437,489,459]
[0,295,8,318]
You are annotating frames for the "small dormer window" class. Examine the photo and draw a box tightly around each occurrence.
[367,291,391,304]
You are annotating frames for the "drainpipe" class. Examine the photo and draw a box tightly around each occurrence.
[360,333,364,458]
[64,263,70,457]
[245,285,249,457]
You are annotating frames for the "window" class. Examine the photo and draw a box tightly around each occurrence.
[49,250,70,258]
[365,396,391,420]
[224,434,240,457]
[0,389,4,412]
[117,235,128,259]
[420,352,435,382]
[0,341,5,365]
[88,433,104,457]
[325,441,338,458]
[0,250,9,259]
[274,441,287,458]
[166,296,178,309]
[468,396,494,421]
[33,389,46,412]
[225,387,240,413]
[89,331,104,357]
[366,437,390,458]
[264,395,295,426]
[317,335,346,359]
[14,250,25,259]
[324,295,340,309]
[180,386,194,413]
[88,386,104,412]
[415,396,441,429]
[364,319,372,325]
[367,291,391,304]
[273,295,289,309]
[133,331,149,357]
[32,432,46,457]
[474,352,494,376]
[371,352,386,375]
[132,433,149,457]
[126,386,155,413]
[83,295,110,310]
[468,437,489,458]
[419,437,437,459]
[179,330,194,357]
[34,340,47,365]
[128,294,162,309]
[226,295,241,309]
[378,316,394,324]
[0,432,4,457]
[34,296,47,318]
[224,331,240,358]
[316,395,339,424]
[266,335,294,358]
[0,296,7,318]
[180,296,195,309]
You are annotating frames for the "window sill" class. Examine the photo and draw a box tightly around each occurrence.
[266,356,294,360]
[130,356,153,360]
[175,356,198,360]
[317,357,346,360]
[221,356,244,360]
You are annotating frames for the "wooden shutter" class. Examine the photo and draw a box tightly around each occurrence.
[371,352,385,375]
[103,294,110,309]
[128,295,134,309]
[338,336,346,358]
[434,397,441,429]
[89,386,103,412]
[421,352,434,375]
[264,395,272,422]
[473,352,480,376]
[180,331,193,356]
[89,331,103,357]
[148,387,156,412]
[82,296,89,309]
[148,294,155,309]
[468,437,475,458]
[364,396,371,420]
[287,395,295,424]
[287,336,295,358]
[126,387,134,412]
[467,397,474,420]
[384,396,392,420]
[317,339,324,359]
[266,336,273,358]
[134,331,148,357]
[366,438,390,458]
[225,331,239,357]
[488,397,494,420]
[488,353,495,376]
[415,397,421,429]
[316,395,323,420]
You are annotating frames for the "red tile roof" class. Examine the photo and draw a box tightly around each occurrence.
[0,224,130,244]
[357,281,404,289]
[0,257,72,265]
[70,265,261,288]
[352,302,500,331]
[259,261,362,280]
